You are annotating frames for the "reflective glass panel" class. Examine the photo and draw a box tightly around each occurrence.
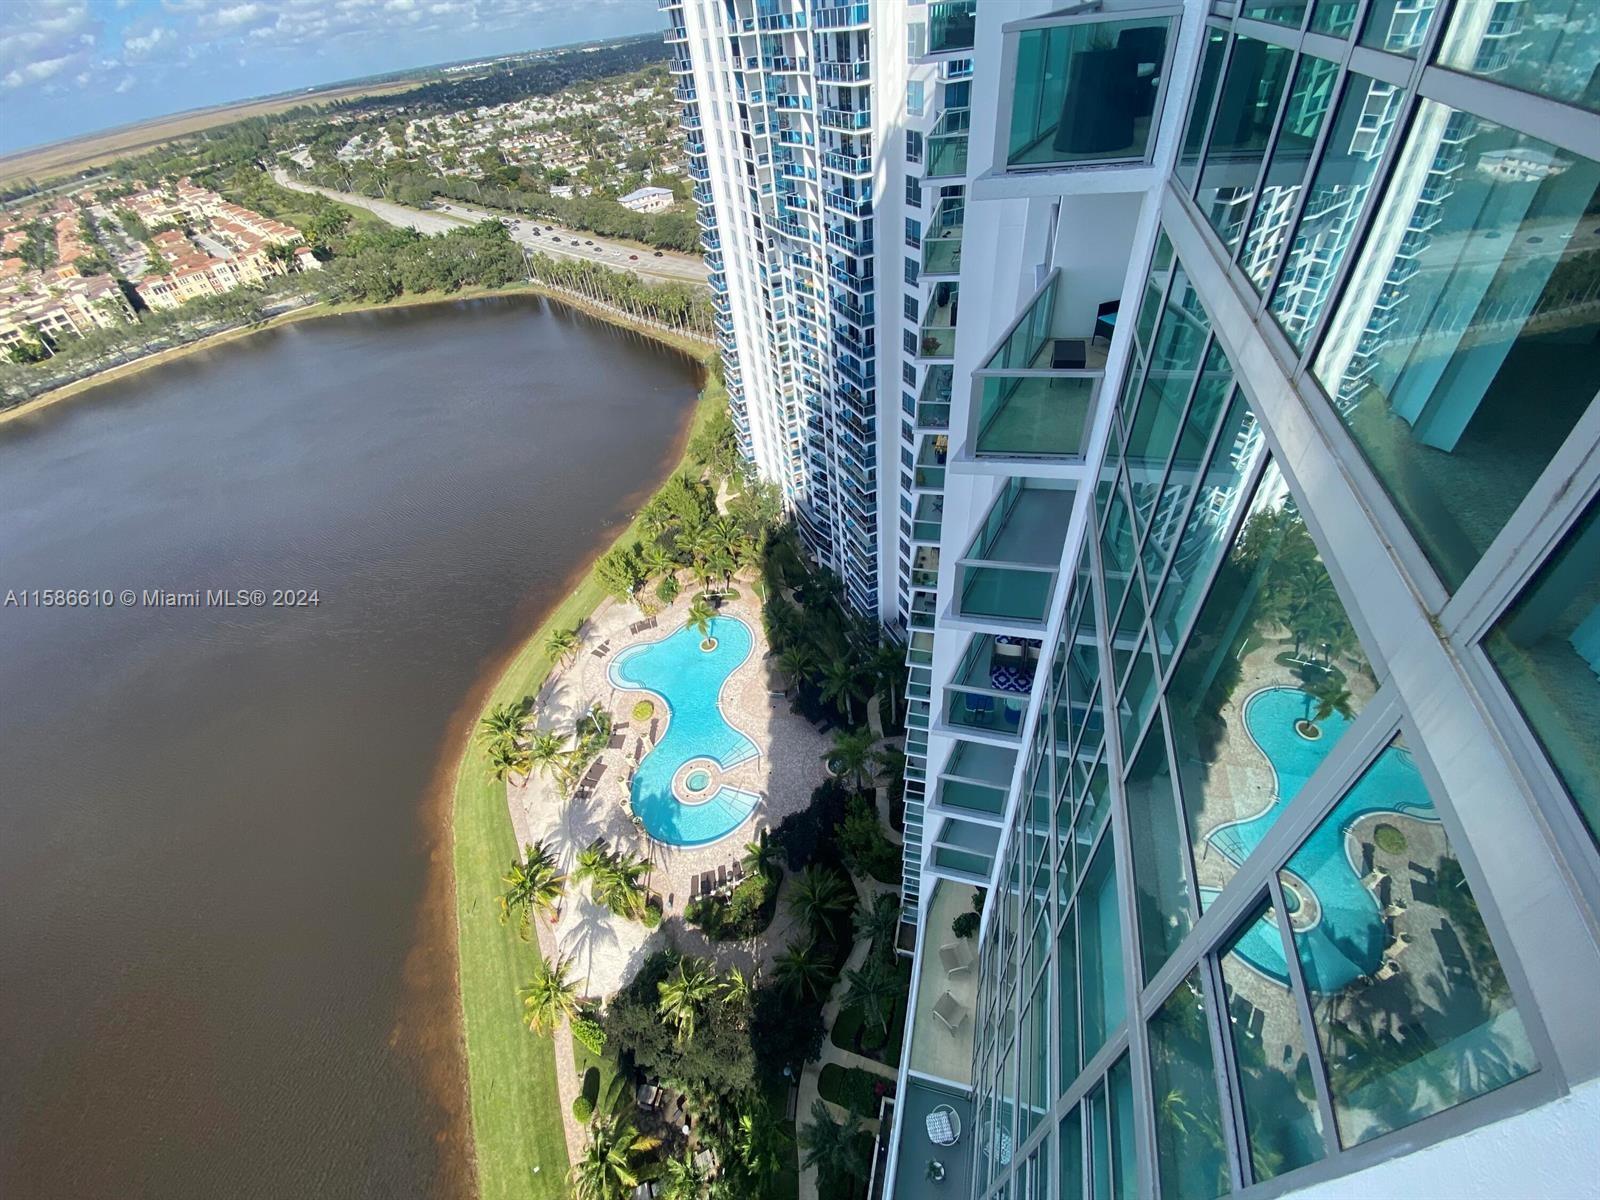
[1241,0,1308,28]
[1177,29,1228,190]
[1436,0,1600,112]
[1219,900,1327,1180]
[1358,0,1441,54]
[1195,37,1295,253]
[1009,18,1174,167]
[1141,347,1234,587]
[1126,716,1195,981]
[1282,737,1538,1144]
[1483,496,1600,848]
[1239,53,1340,294]
[1149,970,1229,1200]
[1060,1106,1084,1200]
[1310,0,1358,36]
[1314,104,1600,590]
[1058,910,1081,1088]
[1268,73,1403,348]
[1108,1055,1138,1200]
[1079,838,1125,1061]
[1168,460,1378,903]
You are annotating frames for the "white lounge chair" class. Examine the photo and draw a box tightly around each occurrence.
[939,941,974,976]
[932,990,968,1033]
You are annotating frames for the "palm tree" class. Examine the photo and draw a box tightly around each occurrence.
[1309,675,1355,725]
[705,545,737,594]
[819,657,864,723]
[827,726,879,792]
[852,891,901,954]
[546,627,580,668]
[736,1102,790,1190]
[787,865,852,937]
[774,936,832,1003]
[741,829,780,880]
[657,956,719,1043]
[477,700,528,748]
[800,1099,867,1189]
[641,541,676,583]
[525,730,570,787]
[686,595,715,645]
[776,645,817,689]
[500,840,566,937]
[842,953,904,1035]
[485,740,531,783]
[520,954,579,1035]
[721,965,751,1012]
[570,1111,661,1200]
[577,844,653,921]
[871,641,904,718]
[657,1152,712,1200]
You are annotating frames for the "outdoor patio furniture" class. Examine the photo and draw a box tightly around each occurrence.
[716,865,729,890]
[637,1083,661,1110]
[932,990,968,1033]
[689,876,701,902]
[731,861,745,882]
[926,1104,961,1146]
[938,941,974,976]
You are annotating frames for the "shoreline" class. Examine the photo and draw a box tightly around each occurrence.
[443,324,720,1199]
[0,282,709,429]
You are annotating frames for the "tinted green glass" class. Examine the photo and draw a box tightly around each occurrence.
[1268,73,1402,348]
[1176,29,1228,189]
[1009,18,1173,167]
[1310,0,1358,36]
[1483,496,1600,848]
[1125,716,1196,981]
[1313,104,1600,590]
[1282,737,1538,1144]
[1168,459,1377,901]
[1149,971,1229,1200]
[1108,1055,1138,1200]
[1195,37,1295,253]
[1141,345,1234,587]
[1057,912,1081,1089]
[1079,839,1125,1062]
[1436,0,1600,112]
[1241,0,1308,28]
[1358,0,1441,54]
[1219,901,1326,1180]
[1060,1106,1085,1199]
[1239,54,1339,294]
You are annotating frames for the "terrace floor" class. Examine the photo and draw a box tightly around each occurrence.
[907,881,980,1084]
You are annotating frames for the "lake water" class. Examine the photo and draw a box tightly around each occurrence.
[0,296,702,1199]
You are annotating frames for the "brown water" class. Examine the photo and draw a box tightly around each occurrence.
[0,296,702,1199]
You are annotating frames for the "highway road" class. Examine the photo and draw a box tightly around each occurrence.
[272,170,708,284]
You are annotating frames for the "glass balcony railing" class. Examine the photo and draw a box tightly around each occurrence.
[954,477,1075,625]
[914,434,948,490]
[946,688,1027,736]
[1007,15,1173,169]
[926,107,971,178]
[919,282,960,359]
[921,194,964,276]
[910,545,941,589]
[927,0,978,53]
[917,364,953,429]
[912,493,944,543]
[970,269,1113,460]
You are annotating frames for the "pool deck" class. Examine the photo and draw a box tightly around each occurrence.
[506,583,831,997]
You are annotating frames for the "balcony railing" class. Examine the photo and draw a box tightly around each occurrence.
[814,3,870,30]
[914,434,948,491]
[921,194,964,276]
[919,282,960,360]
[917,364,952,429]
[970,269,1112,460]
[953,477,1075,625]
[926,107,971,178]
[927,0,977,53]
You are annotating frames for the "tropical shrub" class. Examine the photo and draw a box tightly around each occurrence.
[770,778,852,871]
[684,870,779,941]
[571,1095,593,1124]
[952,911,979,940]
[838,795,901,884]
[631,699,654,722]
[571,1015,606,1056]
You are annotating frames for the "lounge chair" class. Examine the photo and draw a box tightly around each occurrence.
[716,865,729,890]
[938,941,973,976]
[932,990,968,1033]
[926,1103,961,1146]
[688,876,701,902]
[731,861,745,883]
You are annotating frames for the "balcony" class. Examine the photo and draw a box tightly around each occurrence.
[937,739,1016,817]
[816,59,871,83]
[917,364,952,430]
[824,188,872,218]
[955,477,1075,626]
[970,270,1112,461]
[943,633,1044,737]
[910,593,938,629]
[912,493,943,543]
[919,282,960,359]
[930,816,1000,878]
[921,194,964,277]
[910,544,940,590]
[925,107,971,178]
[820,105,872,132]
[814,3,870,30]
[913,434,948,491]
[1006,15,1173,169]
[926,0,978,54]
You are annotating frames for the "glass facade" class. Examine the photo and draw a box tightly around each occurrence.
[1435,0,1600,112]
[1008,18,1173,168]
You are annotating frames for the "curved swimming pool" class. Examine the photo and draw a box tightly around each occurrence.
[1209,685,1437,993]
[607,614,761,846]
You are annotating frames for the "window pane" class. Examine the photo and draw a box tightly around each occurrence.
[1126,717,1196,981]
[1149,970,1229,1200]
[1060,1106,1084,1200]
[1108,1055,1138,1200]
[1310,0,1358,37]
[1150,392,1263,658]
[1282,737,1539,1145]
[1008,18,1174,167]
[1436,0,1600,112]
[1176,28,1228,190]
[1483,496,1600,847]
[1169,459,1379,903]
[1314,104,1600,590]
[1268,73,1404,349]
[1079,838,1126,1062]
[1219,901,1327,1181]
[1058,910,1081,1089]
[1241,0,1308,28]
[1239,53,1340,295]
[1127,272,1212,535]
[1141,349,1234,587]
[1195,37,1295,254]
[1358,0,1441,54]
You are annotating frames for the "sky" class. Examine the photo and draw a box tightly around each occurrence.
[0,0,665,156]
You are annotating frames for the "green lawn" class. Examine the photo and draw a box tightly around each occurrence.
[817,1063,890,1119]
[453,342,722,1199]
